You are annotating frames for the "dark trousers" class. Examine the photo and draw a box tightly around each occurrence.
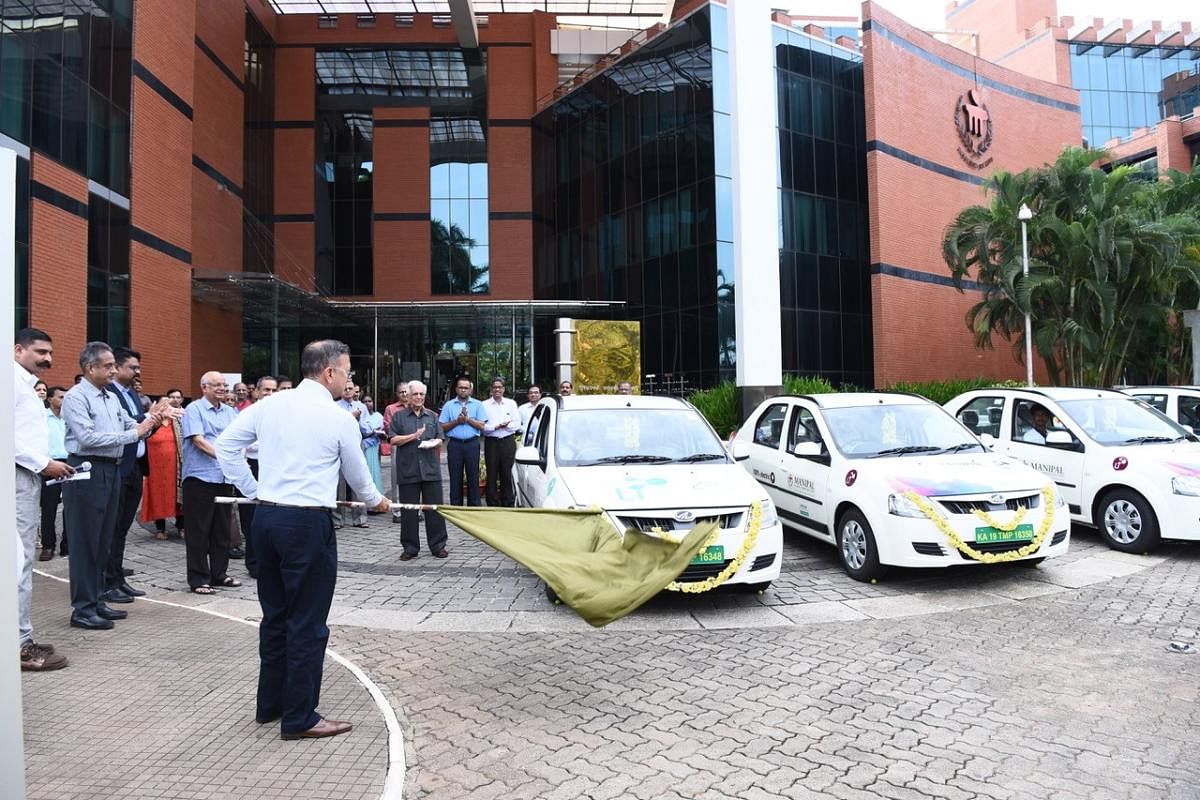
[484,435,517,507]
[252,505,336,735]
[153,515,184,532]
[39,479,64,552]
[107,469,143,589]
[446,437,481,506]
[182,477,234,589]
[397,481,448,555]
[62,458,119,617]
[238,459,260,575]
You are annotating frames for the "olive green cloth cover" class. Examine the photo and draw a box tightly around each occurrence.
[435,506,719,627]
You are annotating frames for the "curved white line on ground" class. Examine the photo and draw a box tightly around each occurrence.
[34,568,406,800]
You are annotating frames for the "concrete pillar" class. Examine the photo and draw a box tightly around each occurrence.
[727,2,783,417]
[1184,310,1200,384]
[0,146,28,799]
[554,317,576,388]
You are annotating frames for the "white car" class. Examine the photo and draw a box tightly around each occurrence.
[1117,386,1200,431]
[734,393,1070,582]
[946,387,1200,552]
[512,394,783,593]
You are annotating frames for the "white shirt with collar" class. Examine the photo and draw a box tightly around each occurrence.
[483,395,520,438]
[215,378,384,509]
[13,361,49,473]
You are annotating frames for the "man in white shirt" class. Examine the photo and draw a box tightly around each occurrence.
[216,340,389,741]
[335,380,372,528]
[482,377,521,507]
[516,384,542,441]
[14,328,73,671]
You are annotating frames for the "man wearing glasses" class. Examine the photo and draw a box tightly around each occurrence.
[180,371,241,594]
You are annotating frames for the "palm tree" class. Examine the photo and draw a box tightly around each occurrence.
[943,149,1200,386]
[432,220,489,295]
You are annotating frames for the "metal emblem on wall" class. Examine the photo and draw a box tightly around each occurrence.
[955,87,993,170]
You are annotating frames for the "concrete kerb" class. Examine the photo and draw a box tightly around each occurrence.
[33,567,406,800]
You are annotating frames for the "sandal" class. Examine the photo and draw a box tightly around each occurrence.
[192,585,215,595]
[215,577,242,588]
[154,531,169,541]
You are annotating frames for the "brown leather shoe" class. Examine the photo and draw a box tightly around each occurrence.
[38,548,54,561]
[20,643,67,671]
[281,718,353,740]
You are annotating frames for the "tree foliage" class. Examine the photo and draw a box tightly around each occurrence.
[942,148,1200,386]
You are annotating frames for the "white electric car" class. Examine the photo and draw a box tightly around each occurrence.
[734,393,1069,582]
[512,394,783,593]
[1117,386,1200,431]
[946,387,1200,552]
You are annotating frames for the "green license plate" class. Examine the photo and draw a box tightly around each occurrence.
[691,545,725,564]
[974,523,1035,543]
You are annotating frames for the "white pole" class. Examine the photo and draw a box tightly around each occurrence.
[0,146,29,799]
[1019,204,1034,387]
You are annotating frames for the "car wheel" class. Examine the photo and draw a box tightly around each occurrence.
[1097,489,1160,553]
[544,582,562,604]
[836,509,887,582]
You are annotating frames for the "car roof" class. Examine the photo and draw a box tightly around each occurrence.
[970,386,1132,401]
[791,392,930,409]
[550,394,690,410]
[1118,385,1200,392]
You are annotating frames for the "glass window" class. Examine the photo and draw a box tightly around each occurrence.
[754,403,789,448]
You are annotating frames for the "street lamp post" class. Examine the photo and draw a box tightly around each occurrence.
[1019,203,1034,387]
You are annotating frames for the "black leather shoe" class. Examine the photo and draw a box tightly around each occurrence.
[433,549,449,558]
[70,613,114,630]
[101,589,134,604]
[228,547,245,559]
[96,604,128,621]
[119,582,146,597]
[399,552,418,561]
[122,567,134,576]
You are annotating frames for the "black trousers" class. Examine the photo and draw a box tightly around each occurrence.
[39,479,64,552]
[62,458,119,617]
[107,468,143,589]
[446,437,481,506]
[182,477,234,589]
[238,458,260,575]
[252,505,336,735]
[396,480,448,555]
[484,435,517,507]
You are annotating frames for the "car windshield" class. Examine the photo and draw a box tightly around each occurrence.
[822,403,982,459]
[1058,397,1191,445]
[554,408,730,467]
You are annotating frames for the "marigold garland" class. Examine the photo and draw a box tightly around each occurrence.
[904,486,1056,564]
[972,503,1027,532]
[653,501,763,593]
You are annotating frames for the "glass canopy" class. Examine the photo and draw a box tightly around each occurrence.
[266,1,672,15]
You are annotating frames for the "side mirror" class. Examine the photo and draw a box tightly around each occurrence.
[790,441,822,458]
[1045,430,1073,446]
[730,440,751,461]
[515,445,543,466]
[979,433,997,449]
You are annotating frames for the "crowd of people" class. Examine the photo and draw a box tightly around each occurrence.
[13,328,602,738]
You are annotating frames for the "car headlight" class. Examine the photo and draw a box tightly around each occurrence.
[1171,476,1200,497]
[758,498,779,527]
[887,493,926,518]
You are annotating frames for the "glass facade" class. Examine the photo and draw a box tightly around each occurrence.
[87,194,130,344]
[775,26,871,388]
[533,5,723,389]
[313,48,488,297]
[534,4,870,389]
[1069,42,1200,147]
[243,11,275,275]
[0,0,132,195]
[13,153,28,330]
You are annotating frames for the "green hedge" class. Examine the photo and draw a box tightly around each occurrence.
[686,376,1026,433]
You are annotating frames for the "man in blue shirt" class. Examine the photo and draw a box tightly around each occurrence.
[334,379,372,528]
[181,371,240,594]
[39,385,70,561]
[439,377,487,506]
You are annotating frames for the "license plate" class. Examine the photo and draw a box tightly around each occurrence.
[974,523,1035,543]
[690,545,724,564]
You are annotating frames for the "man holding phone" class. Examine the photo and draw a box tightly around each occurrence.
[439,377,487,506]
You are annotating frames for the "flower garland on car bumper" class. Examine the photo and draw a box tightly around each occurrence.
[903,486,1056,564]
[655,501,763,593]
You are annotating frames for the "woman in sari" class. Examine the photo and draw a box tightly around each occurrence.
[141,390,185,539]
[362,395,386,496]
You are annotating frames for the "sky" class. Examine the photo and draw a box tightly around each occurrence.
[781,0,1198,32]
